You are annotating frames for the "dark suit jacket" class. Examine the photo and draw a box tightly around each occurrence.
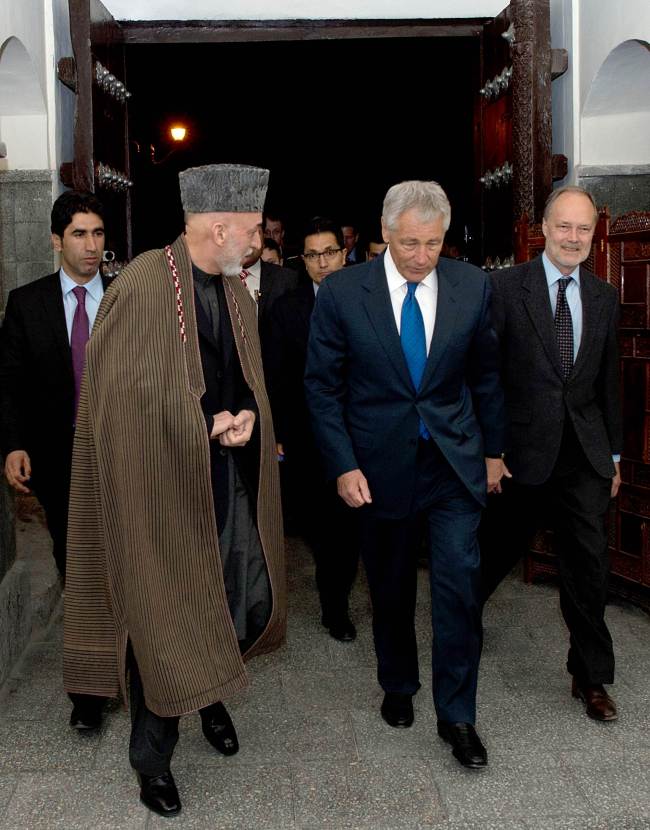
[490,255,622,485]
[304,256,505,517]
[257,261,299,365]
[0,271,111,482]
[265,280,316,453]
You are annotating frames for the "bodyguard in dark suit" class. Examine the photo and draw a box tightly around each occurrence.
[239,238,298,364]
[305,182,506,769]
[0,190,109,728]
[267,218,359,641]
[483,186,622,722]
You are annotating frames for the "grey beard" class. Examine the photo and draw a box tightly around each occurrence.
[220,259,242,278]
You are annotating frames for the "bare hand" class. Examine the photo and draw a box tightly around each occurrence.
[211,410,236,439]
[486,457,512,494]
[219,409,256,447]
[611,461,621,499]
[337,469,372,508]
[4,450,32,494]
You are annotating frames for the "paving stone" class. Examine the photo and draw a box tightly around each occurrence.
[281,666,379,712]
[434,755,589,825]
[292,758,446,829]
[171,702,358,770]
[443,822,529,830]
[1,770,146,830]
[0,775,17,812]
[12,640,63,679]
[482,693,626,757]
[148,763,294,829]
[254,613,333,673]
[0,672,61,720]
[2,535,650,829]
[561,751,650,819]
[0,717,101,774]
[350,706,450,764]
[527,818,650,830]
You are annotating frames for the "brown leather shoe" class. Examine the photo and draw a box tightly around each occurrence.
[571,679,618,721]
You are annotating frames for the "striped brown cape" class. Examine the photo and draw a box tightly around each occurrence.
[63,235,286,717]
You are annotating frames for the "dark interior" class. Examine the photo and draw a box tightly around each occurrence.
[125,36,480,255]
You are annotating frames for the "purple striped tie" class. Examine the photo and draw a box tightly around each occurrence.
[71,285,90,420]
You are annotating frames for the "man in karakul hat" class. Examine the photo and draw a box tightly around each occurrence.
[63,163,287,817]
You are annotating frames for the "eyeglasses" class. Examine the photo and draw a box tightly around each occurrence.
[302,248,342,262]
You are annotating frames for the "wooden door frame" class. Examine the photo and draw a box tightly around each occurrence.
[61,1,557,257]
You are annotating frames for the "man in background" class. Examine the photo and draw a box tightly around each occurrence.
[267,217,359,641]
[0,190,110,730]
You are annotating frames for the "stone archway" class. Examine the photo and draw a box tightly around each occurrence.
[579,39,650,216]
[0,36,48,169]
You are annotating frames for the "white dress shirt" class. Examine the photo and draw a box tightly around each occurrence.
[542,251,582,361]
[60,269,104,341]
[384,245,438,354]
[242,259,262,309]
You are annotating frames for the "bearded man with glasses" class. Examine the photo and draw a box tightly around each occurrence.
[267,217,360,642]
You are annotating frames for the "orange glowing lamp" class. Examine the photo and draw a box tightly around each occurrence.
[170,126,187,142]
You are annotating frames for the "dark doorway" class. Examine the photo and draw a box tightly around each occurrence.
[125,36,479,256]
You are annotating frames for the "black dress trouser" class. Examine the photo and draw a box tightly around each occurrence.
[480,426,615,685]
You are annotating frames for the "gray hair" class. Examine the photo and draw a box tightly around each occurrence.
[543,185,598,222]
[382,180,451,232]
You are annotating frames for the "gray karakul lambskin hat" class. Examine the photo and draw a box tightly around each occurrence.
[179,163,269,214]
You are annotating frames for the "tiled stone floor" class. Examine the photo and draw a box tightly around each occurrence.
[0,534,649,829]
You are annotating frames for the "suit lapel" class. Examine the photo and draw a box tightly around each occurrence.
[419,261,460,390]
[521,257,565,380]
[258,261,271,318]
[571,268,605,380]
[39,273,73,373]
[361,259,413,388]
[298,280,315,335]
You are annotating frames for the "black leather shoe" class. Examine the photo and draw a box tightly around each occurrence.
[380,692,414,728]
[69,704,103,731]
[325,615,357,642]
[437,721,487,769]
[200,702,239,756]
[138,771,181,817]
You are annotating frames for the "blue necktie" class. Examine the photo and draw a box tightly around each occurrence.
[400,282,430,440]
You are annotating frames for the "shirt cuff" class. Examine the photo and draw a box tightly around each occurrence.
[612,454,620,464]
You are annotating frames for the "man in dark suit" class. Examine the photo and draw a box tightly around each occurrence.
[482,185,622,722]
[0,189,109,729]
[267,217,359,641]
[239,232,298,363]
[305,181,506,769]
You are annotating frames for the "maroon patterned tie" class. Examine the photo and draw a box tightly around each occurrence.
[71,285,90,420]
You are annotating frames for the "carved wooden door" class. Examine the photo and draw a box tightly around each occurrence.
[58,0,132,265]
[475,0,562,268]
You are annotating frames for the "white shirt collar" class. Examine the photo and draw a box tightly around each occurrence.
[384,245,437,292]
[542,251,581,288]
[246,259,262,280]
[60,268,103,301]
